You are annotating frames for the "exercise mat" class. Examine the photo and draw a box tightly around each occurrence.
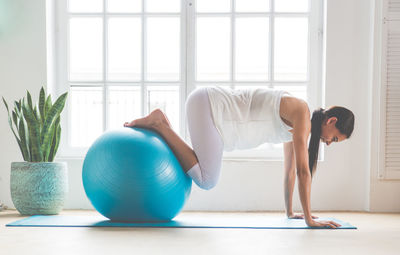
[6,214,356,229]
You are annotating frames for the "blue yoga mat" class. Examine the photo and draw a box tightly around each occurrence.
[6,215,356,229]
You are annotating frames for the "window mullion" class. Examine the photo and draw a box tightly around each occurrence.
[186,1,195,95]
[103,0,108,131]
[269,0,274,88]
[181,0,188,140]
[231,0,235,88]
[142,0,146,116]
[185,0,197,141]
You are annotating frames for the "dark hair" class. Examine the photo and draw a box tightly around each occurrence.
[308,106,355,176]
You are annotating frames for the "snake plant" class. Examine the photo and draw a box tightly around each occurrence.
[2,87,68,162]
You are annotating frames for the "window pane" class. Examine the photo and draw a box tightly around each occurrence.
[234,85,270,90]
[107,0,141,13]
[196,0,230,13]
[69,0,103,12]
[195,84,232,89]
[275,85,307,101]
[196,17,231,81]
[70,87,103,147]
[235,17,269,81]
[275,0,309,13]
[147,0,180,12]
[274,17,308,81]
[235,0,269,12]
[146,18,180,81]
[147,86,180,132]
[108,18,141,81]
[69,18,103,81]
[108,86,142,130]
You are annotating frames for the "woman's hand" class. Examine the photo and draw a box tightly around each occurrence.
[288,213,318,220]
[306,219,342,229]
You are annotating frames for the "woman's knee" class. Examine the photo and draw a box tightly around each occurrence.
[187,163,219,190]
[185,87,208,114]
[197,176,218,190]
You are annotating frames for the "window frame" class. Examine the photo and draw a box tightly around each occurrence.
[53,0,324,159]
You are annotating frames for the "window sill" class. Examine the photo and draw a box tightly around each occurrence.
[55,155,284,163]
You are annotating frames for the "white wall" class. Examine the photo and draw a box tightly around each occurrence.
[1,0,397,212]
[0,0,47,207]
[370,0,400,213]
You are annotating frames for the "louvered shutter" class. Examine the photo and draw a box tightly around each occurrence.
[379,0,400,179]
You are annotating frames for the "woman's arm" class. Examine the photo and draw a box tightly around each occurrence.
[292,129,313,223]
[286,103,312,224]
[284,141,319,219]
[283,141,296,217]
[291,105,340,228]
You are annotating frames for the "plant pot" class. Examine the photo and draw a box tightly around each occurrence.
[10,162,68,215]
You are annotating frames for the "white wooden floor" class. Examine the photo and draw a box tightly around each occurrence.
[0,210,399,255]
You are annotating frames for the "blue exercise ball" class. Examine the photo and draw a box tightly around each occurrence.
[82,127,192,222]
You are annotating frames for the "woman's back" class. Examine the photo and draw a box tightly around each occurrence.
[206,86,293,151]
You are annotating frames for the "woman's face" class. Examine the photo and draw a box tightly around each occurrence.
[320,117,347,146]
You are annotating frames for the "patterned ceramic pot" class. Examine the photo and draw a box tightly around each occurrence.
[10,162,68,215]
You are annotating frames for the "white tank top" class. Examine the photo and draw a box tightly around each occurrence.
[206,86,293,151]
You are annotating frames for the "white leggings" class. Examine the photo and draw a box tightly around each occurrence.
[185,87,224,190]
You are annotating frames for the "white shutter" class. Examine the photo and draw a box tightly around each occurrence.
[379,0,400,179]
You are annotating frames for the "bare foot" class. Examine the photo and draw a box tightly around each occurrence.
[124,109,171,131]
[161,111,173,128]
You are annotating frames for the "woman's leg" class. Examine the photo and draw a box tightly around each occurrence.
[124,109,198,172]
[184,88,224,189]
[124,87,224,190]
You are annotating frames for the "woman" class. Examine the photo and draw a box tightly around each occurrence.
[124,86,355,228]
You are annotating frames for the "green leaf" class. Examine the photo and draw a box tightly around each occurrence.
[27,91,33,111]
[3,98,16,134]
[18,99,22,112]
[44,94,52,118]
[39,87,45,126]
[47,116,60,162]
[3,97,9,112]
[15,100,21,112]
[22,102,43,162]
[3,97,26,161]
[18,118,29,161]
[22,98,32,161]
[54,125,61,159]
[33,106,40,123]
[41,92,67,154]
[3,98,18,138]
[12,110,18,130]
[49,125,61,162]
[14,101,21,118]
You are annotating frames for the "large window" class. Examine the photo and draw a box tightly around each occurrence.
[54,0,324,158]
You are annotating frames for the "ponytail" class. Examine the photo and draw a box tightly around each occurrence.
[308,108,325,177]
[308,106,355,177]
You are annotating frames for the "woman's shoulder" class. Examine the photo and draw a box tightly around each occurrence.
[280,94,311,127]
[282,93,309,111]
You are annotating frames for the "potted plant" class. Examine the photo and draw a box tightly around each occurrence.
[2,87,68,215]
